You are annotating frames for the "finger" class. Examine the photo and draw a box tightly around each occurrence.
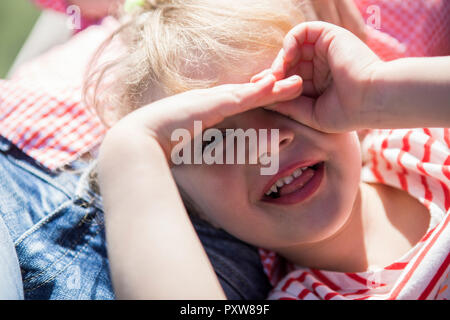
[270,49,288,80]
[242,75,303,111]
[213,75,303,121]
[336,0,367,41]
[250,69,273,83]
[296,61,313,81]
[272,75,303,96]
[300,80,317,97]
[300,43,315,61]
[264,95,320,130]
[282,22,325,72]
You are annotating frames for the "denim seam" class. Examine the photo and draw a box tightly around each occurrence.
[23,227,102,293]
[4,151,74,200]
[22,219,96,283]
[14,200,75,247]
[74,159,104,211]
[13,197,99,284]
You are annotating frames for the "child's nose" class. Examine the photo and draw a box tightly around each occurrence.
[261,127,295,157]
[279,128,295,151]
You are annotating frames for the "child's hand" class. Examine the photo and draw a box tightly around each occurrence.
[252,21,382,133]
[104,74,302,164]
[97,74,302,299]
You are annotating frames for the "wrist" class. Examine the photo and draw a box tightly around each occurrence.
[359,60,392,129]
[360,57,450,129]
[98,124,169,182]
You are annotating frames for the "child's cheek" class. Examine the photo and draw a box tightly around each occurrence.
[172,163,246,212]
[328,131,362,192]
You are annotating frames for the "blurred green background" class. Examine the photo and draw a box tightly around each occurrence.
[0,0,41,78]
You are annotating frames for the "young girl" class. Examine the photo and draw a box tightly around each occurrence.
[92,1,450,299]
[0,0,314,300]
[0,0,448,300]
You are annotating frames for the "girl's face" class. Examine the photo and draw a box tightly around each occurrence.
[172,108,362,250]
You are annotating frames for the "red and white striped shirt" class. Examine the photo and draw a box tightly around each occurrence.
[260,128,450,300]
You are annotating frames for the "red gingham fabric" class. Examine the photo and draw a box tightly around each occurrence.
[0,0,449,171]
[0,18,121,170]
[261,128,450,300]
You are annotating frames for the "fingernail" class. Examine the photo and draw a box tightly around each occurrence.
[280,75,301,84]
[257,73,276,84]
[252,69,272,82]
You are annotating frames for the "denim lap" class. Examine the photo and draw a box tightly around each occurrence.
[0,136,271,300]
[0,137,114,299]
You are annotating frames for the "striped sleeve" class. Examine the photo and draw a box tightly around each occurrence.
[361,128,450,214]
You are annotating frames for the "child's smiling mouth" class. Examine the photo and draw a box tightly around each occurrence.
[261,161,325,205]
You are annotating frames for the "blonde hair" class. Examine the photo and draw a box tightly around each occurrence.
[84,0,315,126]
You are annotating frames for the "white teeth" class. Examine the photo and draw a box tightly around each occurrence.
[276,180,284,188]
[266,167,310,196]
[284,176,294,185]
[293,169,303,178]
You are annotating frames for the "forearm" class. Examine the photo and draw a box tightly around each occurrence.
[98,126,225,300]
[366,56,450,129]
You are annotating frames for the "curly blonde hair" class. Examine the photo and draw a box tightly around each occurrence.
[84,0,316,127]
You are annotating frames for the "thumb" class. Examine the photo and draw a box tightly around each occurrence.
[264,96,322,131]
[265,85,348,133]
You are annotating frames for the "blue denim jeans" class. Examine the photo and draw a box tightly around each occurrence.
[0,214,23,299]
[0,135,271,300]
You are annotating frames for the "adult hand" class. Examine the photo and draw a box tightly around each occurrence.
[67,0,122,20]
[312,0,366,41]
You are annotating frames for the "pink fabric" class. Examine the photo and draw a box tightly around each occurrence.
[355,0,450,60]
[32,0,67,13]
[32,0,102,31]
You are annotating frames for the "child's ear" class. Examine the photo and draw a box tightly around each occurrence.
[91,96,123,129]
[101,104,122,128]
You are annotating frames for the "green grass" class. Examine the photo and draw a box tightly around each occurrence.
[0,0,41,77]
